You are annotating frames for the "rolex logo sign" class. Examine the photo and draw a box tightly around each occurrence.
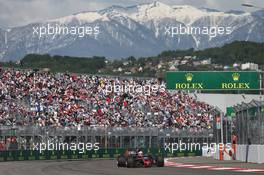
[185,73,193,82]
[232,73,240,81]
[175,73,203,89]
[166,71,259,90]
[221,72,250,89]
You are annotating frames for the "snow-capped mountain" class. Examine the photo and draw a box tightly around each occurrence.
[0,1,264,61]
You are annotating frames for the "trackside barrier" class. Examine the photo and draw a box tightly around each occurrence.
[236,145,264,163]
[212,145,264,163]
[0,148,202,162]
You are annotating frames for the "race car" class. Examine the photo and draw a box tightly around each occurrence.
[117,149,164,168]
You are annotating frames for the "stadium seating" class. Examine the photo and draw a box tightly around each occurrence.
[0,68,213,131]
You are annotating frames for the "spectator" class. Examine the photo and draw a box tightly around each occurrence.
[0,68,213,130]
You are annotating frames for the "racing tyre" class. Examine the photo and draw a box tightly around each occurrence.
[135,160,144,168]
[127,158,135,168]
[117,155,126,167]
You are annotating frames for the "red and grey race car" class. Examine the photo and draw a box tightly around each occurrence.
[117,149,164,168]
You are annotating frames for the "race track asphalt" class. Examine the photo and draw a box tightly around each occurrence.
[0,159,260,175]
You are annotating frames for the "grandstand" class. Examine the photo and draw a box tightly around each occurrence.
[0,68,213,129]
[0,68,217,151]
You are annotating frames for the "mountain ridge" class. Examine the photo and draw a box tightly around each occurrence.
[0,1,263,61]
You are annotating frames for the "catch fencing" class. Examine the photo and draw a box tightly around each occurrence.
[0,107,220,162]
[233,100,264,163]
[0,127,214,161]
[0,126,213,150]
[234,100,264,145]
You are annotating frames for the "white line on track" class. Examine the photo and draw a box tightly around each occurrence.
[208,167,242,171]
[234,169,264,173]
[189,166,215,169]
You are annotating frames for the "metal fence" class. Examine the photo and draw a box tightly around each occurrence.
[234,100,264,145]
[0,126,214,150]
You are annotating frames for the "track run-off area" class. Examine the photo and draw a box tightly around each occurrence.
[0,157,263,175]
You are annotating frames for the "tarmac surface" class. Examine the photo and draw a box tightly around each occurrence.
[0,158,263,175]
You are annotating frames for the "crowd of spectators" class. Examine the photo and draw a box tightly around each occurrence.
[0,68,213,131]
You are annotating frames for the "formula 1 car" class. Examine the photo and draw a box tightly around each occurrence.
[117,149,164,168]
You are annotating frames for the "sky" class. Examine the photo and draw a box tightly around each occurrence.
[0,0,264,28]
